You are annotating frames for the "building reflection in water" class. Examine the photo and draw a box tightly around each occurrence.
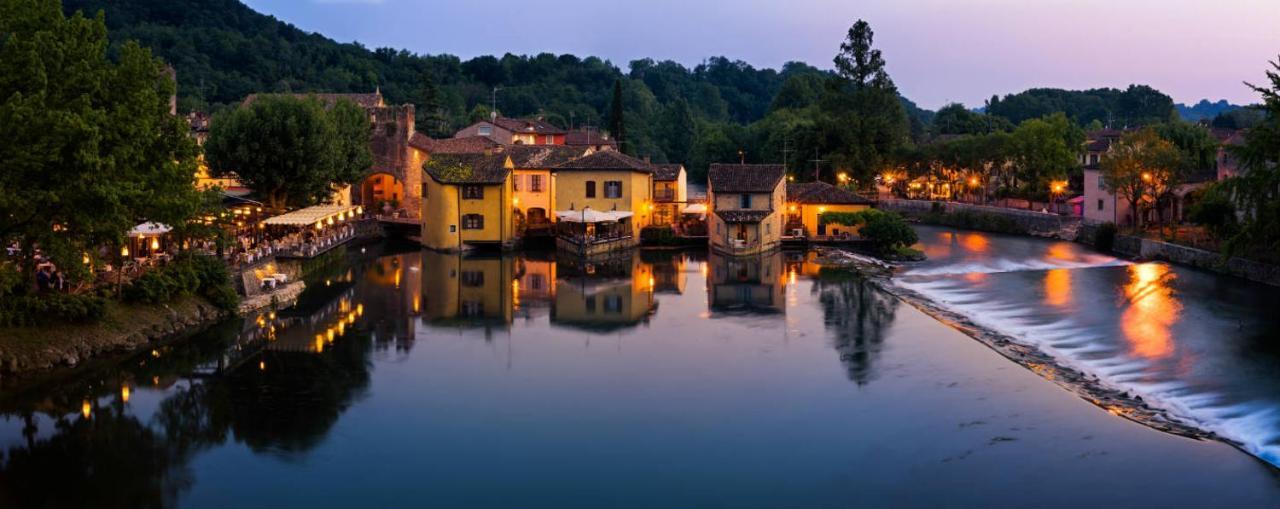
[420,250,516,332]
[1121,262,1181,360]
[552,252,657,332]
[706,250,786,314]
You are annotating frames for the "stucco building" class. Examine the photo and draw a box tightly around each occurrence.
[420,153,516,251]
[708,164,786,255]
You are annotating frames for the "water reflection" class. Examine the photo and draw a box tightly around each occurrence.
[421,251,516,329]
[553,253,656,332]
[706,251,786,314]
[812,270,899,385]
[1120,263,1181,360]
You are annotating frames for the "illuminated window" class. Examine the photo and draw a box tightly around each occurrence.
[462,214,484,230]
[530,175,544,192]
[478,126,492,136]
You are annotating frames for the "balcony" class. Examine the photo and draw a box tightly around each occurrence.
[654,189,677,202]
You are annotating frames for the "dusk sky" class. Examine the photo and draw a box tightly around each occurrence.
[243,0,1279,109]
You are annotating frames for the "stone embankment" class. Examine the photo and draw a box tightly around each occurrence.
[878,199,1081,239]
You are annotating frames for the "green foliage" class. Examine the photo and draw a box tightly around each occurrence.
[1187,184,1238,241]
[1008,113,1084,198]
[818,209,879,226]
[423,158,474,182]
[857,210,918,254]
[1094,222,1117,253]
[123,254,238,311]
[0,0,202,293]
[922,209,1026,235]
[609,79,626,151]
[1100,127,1184,228]
[1216,57,1280,264]
[986,85,1176,126]
[640,226,680,245]
[203,95,372,210]
[1153,121,1218,175]
[0,293,108,327]
[932,103,1012,136]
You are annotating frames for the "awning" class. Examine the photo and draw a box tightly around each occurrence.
[262,204,360,227]
[555,208,634,223]
[129,222,171,236]
[681,203,707,215]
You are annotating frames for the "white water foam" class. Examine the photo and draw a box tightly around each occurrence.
[898,270,1280,468]
[903,256,1129,277]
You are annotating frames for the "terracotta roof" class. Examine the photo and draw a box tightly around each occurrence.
[708,164,786,193]
[242,91,384,109]
[1085,138,1113,153]
[553,150,653,173]
[564,129,617,147]
[489,117,566,135]
[714,210,773,223]
[505,145,589,169]
[786,181,872,205]
[650,164,684,182]
[423,154,511,185]
[410,133,501,154]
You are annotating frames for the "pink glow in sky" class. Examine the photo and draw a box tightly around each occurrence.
[244,0,1280,108]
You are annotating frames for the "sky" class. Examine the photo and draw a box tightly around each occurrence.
[243,0,1280,109]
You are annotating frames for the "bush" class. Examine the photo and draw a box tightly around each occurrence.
[1094,222,1117,253]
[859,210,919,255]
[1188,186,1238,241]
[640,226,679,245]
[923,209,1025,235]
[124,254,239,311]
[0,294,107,327]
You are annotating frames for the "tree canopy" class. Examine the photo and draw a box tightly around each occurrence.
[204,95,373,210]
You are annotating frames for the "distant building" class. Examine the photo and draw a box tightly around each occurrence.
[784,181,873,238]
[419,153,516,251]
[1081,129,1130,225]
[564,128,618,151]
[551,150,655,249]
[455,117,566,145]
[707,164,786,255]
[1216,129,1247,180]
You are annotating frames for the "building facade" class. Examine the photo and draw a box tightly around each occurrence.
[708,164,786,255]
[551,150,655,240]
[650,164,688,227]
[455,117,566,145]
[420,153,516,251]
[784,181,873,237]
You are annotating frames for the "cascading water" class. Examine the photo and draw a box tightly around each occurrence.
[897,225,1280,468]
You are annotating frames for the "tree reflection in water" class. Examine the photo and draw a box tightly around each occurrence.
[813,270,899,386]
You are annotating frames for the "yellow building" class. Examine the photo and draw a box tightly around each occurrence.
[707,164,786,255]
[650,164,687,227]
[420,153,517,251]
[551,150,654,254]
[506,145,591,231]
[784,181,874,238]
[420,251,515,327]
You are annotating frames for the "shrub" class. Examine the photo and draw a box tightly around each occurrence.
[0,294,107,327]
[1094,222,1117,253]
[124,254,239,311]
[859,210,919,255]
[1187,185,1238,241]
[640,226,679,245]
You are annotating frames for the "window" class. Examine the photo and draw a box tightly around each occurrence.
[604,294,623,313]
[449,224,457,233]
[605,181,622,198]
[1097,199,1104,211]
[585,181,596,198]
[462,214,484,230]
[530,175,544,192]
[545,135,554,144]
[478,126,492,136]
[740,194,751,209]
[463,185,484,200]
[585,295,597,313]
[461,300,484,317]
[528,274,545,291]
[461,270,485,287]
[1097,176,1105,190]
[512,175,521,192]
[421,183,428,199]
[765,223,771,235]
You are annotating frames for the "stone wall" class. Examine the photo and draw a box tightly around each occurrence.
[879,199,1081,238]
[1113,235,1280,287]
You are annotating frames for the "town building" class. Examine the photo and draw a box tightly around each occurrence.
[1081,129,1130,224]
[550,150,655,255]
[707,163,786,255]
[455,116,566,145]
[564,128,618,151]
[706,251,785,313]
[419,153,517,251]
[783,181,873,238]
[421,251,515,327]
[505,145,592,232]
[650,164,688,227]
[1216,129,1247,180]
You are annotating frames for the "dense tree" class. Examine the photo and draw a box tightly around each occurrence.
[204,96,372,210]
[1008,113,1083,201]
[608,79,626,152]
[834,20,892,90]
[1218,57,1280,262]
[0,0,202,292]
[1101,128,1183,230]
[932,103,1013,136]
[819,19,909,185]
[987,85,1176,127]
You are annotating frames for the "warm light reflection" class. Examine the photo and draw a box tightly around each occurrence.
[121,385,130,403]
[963,272,986,283]
[81,400,91,419]
[1046,242,1077,262]
[1043,269,1071,307]
[961,233,989,253]
[1121,263,1181,359]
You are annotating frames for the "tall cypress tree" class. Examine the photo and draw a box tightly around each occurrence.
[608,79,626,152]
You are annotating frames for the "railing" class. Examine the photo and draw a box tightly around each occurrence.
[654,189,677,201]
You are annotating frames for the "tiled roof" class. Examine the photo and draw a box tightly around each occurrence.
[564,129,617,147]
[714,210,773,223]
[423,154,511,185]
[786,181,872,205]
[708,164,786,193]
[505,145,589,169]
[650,164,684,182]
[243,91,384,109]
[490,117,566,135]
[553,150,652,173]
[410,133,501,154]
[1085,138,1113,153]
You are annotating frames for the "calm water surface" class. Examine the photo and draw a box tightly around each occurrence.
[0,239,1277,508]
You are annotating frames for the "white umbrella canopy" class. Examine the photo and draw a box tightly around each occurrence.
[555,209,634,223]
[262,205,359,226]
[128,222,172,236]
[681,203,707,215]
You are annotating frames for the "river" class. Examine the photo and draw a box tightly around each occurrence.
[0,236,1277,508]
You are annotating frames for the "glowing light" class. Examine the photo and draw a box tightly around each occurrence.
[315,335,325,353]
[1121,263,1180,359]
[259,360,266,371]
[121,246,130,257]
[121,385,130,403]
[357,304,364,317]
[789,205,797,212]
[512,197,520,206]
[151,349,160,358]
[968,177,979,187]
[961,233,989,253]
[82,400,91,419]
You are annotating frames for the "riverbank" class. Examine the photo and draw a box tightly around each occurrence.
[0,295,229,378]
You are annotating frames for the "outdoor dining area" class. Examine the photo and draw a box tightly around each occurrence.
[554,208,638,256]
[260,204,362,259]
